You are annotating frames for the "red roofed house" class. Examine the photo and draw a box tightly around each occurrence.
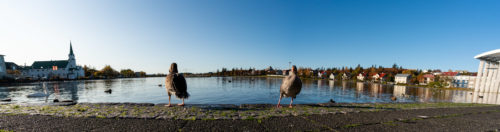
[422,74,435,84]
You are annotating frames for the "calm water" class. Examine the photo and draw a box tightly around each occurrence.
[0,77,496,104]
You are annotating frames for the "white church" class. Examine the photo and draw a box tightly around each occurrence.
[0,42,85,80]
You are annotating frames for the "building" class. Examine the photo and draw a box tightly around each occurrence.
[452,75,476,88]
[395,74,411,84]
[282,70,290,76]
[342,73,350,80]
[357,73,366,81]
[371,73,380,81]
[474,49,500,92]
[276,70,283,75]
[0,55,6,79]
[20,42,85,80]
[329,73,335,80]
[422,74,435,84]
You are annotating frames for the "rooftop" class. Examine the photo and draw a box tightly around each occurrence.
[475,49,500,62]
[395,74,411,77]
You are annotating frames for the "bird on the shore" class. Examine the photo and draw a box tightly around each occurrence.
[165,63,190,107]
[1,98,12,102]
[329,99,336,103]
[391,96,397,101]
[277,65,302,108]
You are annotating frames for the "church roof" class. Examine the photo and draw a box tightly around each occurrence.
[69,42,74,56]
[31,60,68,69]
[4,62,18,70]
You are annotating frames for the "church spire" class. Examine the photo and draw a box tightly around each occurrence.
[69,41,74,56]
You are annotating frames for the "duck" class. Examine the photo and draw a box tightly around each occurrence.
[158,84,163,87]
[391,96,397,101]
[329,99,336,103]
[165,63,190,107]
[277,65,302,108]
[104,89,112,94]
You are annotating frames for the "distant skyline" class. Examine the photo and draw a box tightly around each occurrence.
[1,0,499,73]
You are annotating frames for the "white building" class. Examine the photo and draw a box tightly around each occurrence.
[395,74,411,84]
[357,73,365,81]
[452,75,476,89]
[22,43,85,80]
[474,49,500,93]
[372,74,380,81]
[0,55,6,79]
[329,73,335,80]
[342,73,350,80]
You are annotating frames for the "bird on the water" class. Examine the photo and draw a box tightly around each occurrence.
[165,63,190,107]
[277,65,302,108]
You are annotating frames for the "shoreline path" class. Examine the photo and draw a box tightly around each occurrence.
[0,103,499,131]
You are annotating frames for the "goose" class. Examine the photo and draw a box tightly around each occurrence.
[165,63,190,107]
[277,65,302,108]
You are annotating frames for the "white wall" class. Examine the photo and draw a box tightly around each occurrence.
[0,55,6,79]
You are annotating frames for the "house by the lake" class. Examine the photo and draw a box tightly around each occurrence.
[1,42,85,80]
[357,73,366,81]
[395,74,411,84]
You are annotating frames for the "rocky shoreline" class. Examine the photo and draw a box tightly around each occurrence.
[0,102,492,120]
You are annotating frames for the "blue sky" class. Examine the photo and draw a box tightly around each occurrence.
[0,0,499,73]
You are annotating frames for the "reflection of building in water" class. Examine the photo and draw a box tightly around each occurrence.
[474,49,500,93]
[393,85,406,98]
[342,81,347,91]
[450,90,472,103]
[416,88,432,102]
[471,91,500,104]
[328,80,335,90]
[356,82,364,92]
[370,83,381,97]
[57,81,80,101]
[317,80,322,89]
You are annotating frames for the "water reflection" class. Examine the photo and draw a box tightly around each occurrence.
[0,77,499,104]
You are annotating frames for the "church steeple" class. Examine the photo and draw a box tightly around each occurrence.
[69,41,74,56]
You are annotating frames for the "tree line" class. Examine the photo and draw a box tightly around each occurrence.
[83,65,146,79]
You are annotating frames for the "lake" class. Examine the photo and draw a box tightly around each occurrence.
[0,77,496,104]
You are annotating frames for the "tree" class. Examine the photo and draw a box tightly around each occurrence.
[100,65,119,78]
[120,69,135,78]
[138,71,147,77]
[83,65,97,78]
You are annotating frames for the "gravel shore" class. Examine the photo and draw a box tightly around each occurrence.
[0,104,499,131]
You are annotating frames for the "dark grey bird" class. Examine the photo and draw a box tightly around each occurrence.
[165,63,189,107]
[277,65,302,108]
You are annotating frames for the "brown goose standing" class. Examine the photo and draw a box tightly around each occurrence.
[165,63,189,107]
[277,65,302,108]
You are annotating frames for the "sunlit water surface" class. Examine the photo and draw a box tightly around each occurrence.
[0,77,496,104]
